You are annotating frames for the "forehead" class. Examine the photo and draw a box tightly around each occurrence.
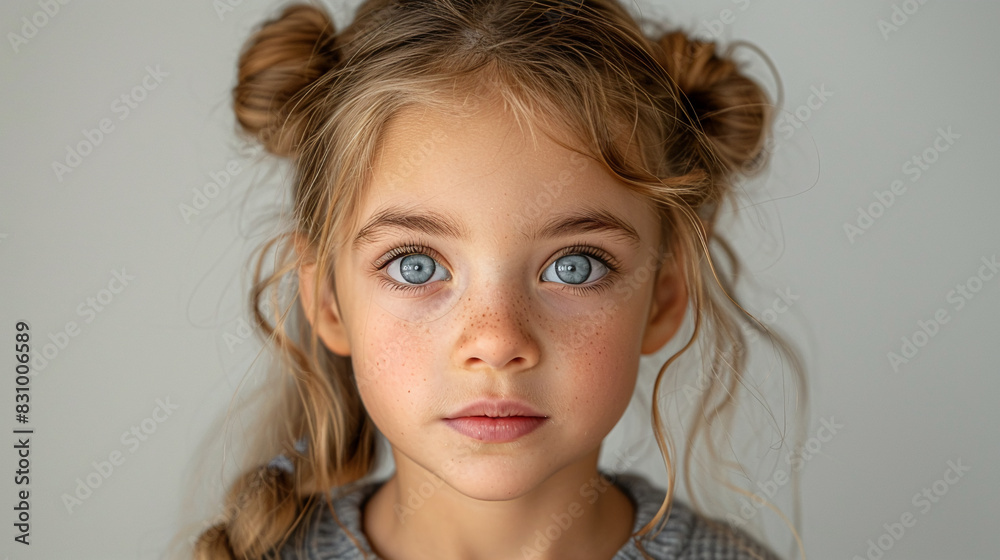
[358,99,660,244]
[376,97,570,178]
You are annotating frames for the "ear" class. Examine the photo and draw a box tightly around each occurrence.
[295,235,352,356]
[640,252,688,355]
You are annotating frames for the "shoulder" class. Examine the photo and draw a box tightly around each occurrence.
[608,471,783,560]
[277,477,386,560]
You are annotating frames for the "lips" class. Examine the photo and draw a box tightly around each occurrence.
[443,399,548,443]
[444,399,547,420]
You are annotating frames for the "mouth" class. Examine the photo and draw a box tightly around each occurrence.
[443,416,547,443]
[443,399,548,443]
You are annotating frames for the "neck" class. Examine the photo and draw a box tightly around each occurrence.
[363,449,636,560]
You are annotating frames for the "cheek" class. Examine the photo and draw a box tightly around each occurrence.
[352,311,436,423]
[552,298,645,413]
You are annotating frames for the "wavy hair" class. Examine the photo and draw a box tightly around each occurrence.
[189,0,808,558]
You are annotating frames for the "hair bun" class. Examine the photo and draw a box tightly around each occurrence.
[233,4,339,157]
[653,30,771,177]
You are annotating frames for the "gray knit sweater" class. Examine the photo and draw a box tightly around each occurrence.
[277,470,782,559]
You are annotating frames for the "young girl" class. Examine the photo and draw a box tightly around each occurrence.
[192,0,807,558]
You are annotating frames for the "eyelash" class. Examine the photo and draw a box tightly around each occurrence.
[371,241,448,295]
[550,244,621,295]
[371,239,622,296]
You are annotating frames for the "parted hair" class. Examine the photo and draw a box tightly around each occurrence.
[190,0,807,558]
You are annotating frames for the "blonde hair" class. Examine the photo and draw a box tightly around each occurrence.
[191,0,808,558]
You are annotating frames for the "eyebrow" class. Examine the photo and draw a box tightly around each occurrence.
[352,204,641,249]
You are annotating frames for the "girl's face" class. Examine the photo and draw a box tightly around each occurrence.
[303,97,687,500]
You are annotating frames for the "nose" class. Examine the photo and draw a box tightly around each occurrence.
[452,284,540,373]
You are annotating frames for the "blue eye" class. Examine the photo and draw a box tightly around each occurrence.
[541,253,609,286]
[385,253,450,286]
[375,243,619,296]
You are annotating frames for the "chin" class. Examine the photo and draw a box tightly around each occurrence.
[433,455,556,502]
[444,475,544,502]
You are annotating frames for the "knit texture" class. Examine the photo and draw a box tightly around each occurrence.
[277,470,782,559]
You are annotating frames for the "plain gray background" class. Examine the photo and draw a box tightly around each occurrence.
[2,0,997,558]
